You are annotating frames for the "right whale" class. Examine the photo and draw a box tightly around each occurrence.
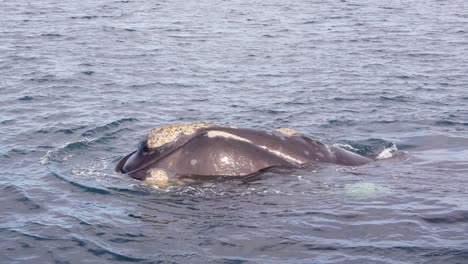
[115,123,373,187]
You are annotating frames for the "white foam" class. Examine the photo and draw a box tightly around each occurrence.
[344,182,391,199]
[376,143,398,160]
[71,158,111,181]
[39,137,97,165]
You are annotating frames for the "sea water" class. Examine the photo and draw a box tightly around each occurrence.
[1,0,467,263]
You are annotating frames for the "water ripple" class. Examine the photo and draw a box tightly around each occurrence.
[1,0,468,263]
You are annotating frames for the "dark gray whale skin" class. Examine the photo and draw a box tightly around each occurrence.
[115,125,372,182]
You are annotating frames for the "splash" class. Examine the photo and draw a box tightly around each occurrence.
[39,137,97,165]
[376,143,398,160]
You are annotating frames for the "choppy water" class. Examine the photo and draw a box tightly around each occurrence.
[1,0,468,263]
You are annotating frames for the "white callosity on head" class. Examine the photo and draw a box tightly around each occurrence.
[220,155,230,165]
[144,169,196,188]
[146,123,215,148]
[144,169,169,188]
[274,127,298,136]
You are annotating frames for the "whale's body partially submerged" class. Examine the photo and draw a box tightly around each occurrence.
[115,123,372,187]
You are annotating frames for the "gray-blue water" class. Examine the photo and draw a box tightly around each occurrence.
[1,0,467,263]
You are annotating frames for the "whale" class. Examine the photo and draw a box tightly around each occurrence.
[115,123,372,187]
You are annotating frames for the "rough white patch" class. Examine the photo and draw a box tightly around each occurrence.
[220,155,230,165]
[146,123,213,148]
[376,144,398,160]
[206,131,251,143]
[145,169,169,188]
[190,159,198,166]
[259,146,305,164]
[304,150,310,156]
[274,127,298,136]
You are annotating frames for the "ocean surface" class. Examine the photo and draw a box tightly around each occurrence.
[1,0,467,263]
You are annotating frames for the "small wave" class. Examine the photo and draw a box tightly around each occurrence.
[39,137,97,165]
[54,125,88,135]
[420,210,468,224]
[70,15,99,20]
[324,119,355,127]
[17,96,34,101]
[39,118,142,194]
[81,71,95,75]
[81,118,137,137]
[169,182,288,198]
[1,184,44,212]
[48,154,133,194]
[333,97,358,101]
[379,95,412,102]
[434,120,468,127]
[40,33,63,38]
[50,171,111,195]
